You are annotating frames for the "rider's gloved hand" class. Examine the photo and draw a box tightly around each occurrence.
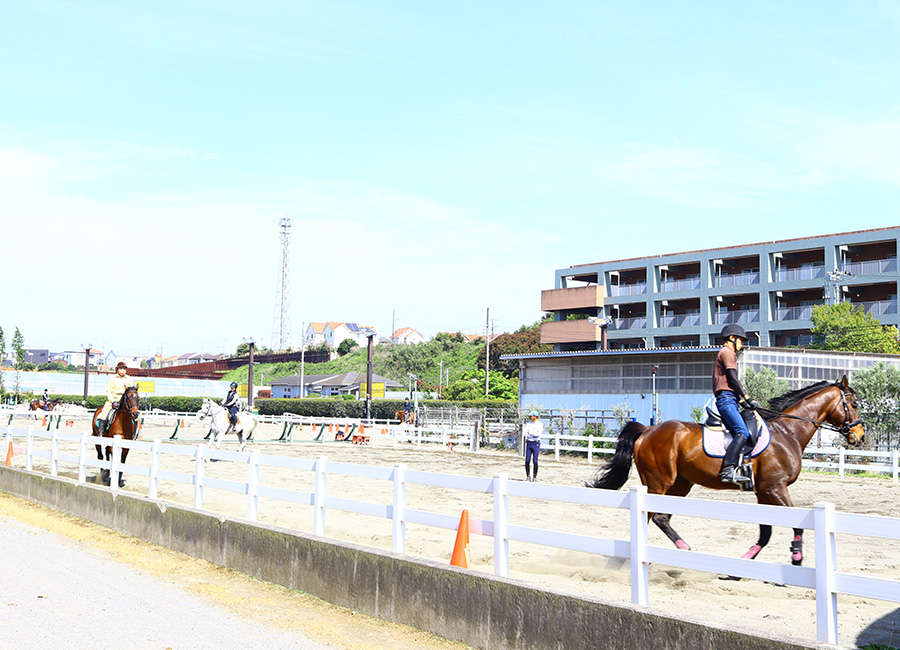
[743,398,761,410]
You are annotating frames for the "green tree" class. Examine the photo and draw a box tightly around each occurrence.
[479,322,553,378]
[742,366,791,408]
[337,339,358,356]
[11,327,25,401]
[0,325,5,396]
[851,362,900,448]
[809,302,900,354]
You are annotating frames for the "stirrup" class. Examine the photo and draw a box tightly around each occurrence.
[720,466,751,484]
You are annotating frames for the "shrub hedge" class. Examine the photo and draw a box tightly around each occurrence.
[255,398,518,419]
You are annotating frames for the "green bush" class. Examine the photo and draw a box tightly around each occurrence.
[255,398,518,419]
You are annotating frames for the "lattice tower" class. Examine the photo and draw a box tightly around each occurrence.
[271,217,293,351]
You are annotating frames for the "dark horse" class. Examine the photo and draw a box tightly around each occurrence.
[29,398,64,411]
[588,377,865,565]
[91,386,140,487]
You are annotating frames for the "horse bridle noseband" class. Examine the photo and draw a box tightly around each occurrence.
[757,385,863,436]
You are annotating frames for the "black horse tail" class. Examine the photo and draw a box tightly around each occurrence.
[585,421,647,490]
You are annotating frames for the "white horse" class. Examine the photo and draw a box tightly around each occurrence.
[197,398,257,452]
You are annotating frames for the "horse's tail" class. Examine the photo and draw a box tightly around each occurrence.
[585,420,648,490]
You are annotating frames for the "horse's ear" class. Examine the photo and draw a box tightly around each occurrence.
[840,375,849,389]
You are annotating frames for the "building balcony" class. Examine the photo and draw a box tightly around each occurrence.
[659,277,701,292]
[842,258,898,276]
[773,266,825,282]
[773,306,813,321]
[659,313,700,328]
[609,282,647,297]
[852,299,898,317]
[540,319,605,345]
[609,316,647,331]
[713,310,760,325]
[541,285,605,312]
[713,272,760,288]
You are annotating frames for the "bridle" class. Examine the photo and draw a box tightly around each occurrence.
[757,384,864,437]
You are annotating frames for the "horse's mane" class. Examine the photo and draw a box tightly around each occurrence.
[765,379,849,418]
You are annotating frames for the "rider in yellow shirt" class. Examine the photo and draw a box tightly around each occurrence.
[97,361,136,432]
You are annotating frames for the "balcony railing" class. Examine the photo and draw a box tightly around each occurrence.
[774,266,825,282]
[659,313,700,328]
[609,316,647,330]
[842,258,897,276]
[609,282,647,297]
[713,272,759,288]
[659,277,700,292]
[773,305,814,321]
[852,299,898,317]
[713,310,759,325]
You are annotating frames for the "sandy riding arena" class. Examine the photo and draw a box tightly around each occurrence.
[25,419,900,648]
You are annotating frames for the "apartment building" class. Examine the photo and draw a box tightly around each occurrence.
[542,226,900,350]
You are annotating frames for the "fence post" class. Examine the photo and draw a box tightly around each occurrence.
[50,428,59,477]
[26,426,34,471]
[149,439,160,500]
[588,435,594,464]
[555,427,561,461]
[313,455,327,536]
[392,463,407,553]
[110,436,122,491]
[194,444,206,509]
[629,485,649,606]
[493,473,509,578]
[814,502,838,644]
[893,450,899,485]
[839,447,845,480]
[78,432,87,483]
[247,450,260,521]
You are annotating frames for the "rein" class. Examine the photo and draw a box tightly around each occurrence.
[756,387,862,435]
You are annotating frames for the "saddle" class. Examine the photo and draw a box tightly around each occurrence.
[702,408,771,459]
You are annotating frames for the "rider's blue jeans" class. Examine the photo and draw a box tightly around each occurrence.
[715,391,750,440]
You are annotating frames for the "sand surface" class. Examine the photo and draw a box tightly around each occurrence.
[17,418,900,648]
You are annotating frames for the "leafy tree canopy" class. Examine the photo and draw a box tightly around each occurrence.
[850,362,900,448]
[479,321,553,378]
[810,302,900,354]
[742,366,791,408]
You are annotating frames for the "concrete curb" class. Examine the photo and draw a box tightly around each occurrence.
[0,466,845,650]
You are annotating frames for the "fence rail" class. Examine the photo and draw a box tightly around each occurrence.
[3,424,898,646]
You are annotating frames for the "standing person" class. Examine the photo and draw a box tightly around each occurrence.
[222,382,240,431]
[96,362,136,433]
[523,409,544,482]
[713,324,759,485]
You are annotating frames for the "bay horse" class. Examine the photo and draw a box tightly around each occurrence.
[29,398,64,411]
[91,386,140,487]
[588,376,864,565]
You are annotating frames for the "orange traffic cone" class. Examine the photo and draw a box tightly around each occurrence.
[5,439,13,467]
[450,509,470,568]
[358,423,365,434]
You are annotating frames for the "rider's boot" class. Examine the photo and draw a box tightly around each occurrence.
[96,419,107,435]
[719,433,751,485]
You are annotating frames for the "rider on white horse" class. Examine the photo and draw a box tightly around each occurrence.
[222,382,240,432]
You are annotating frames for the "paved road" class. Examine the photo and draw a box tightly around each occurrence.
[0,514,330,650]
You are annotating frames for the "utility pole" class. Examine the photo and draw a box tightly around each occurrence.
[824,269,852,305]
[391,309,396,343]
[81,344,91,407]
[247,339,256,409]
[651,365,659,425]
[485,307,490,397]
[365,333,374,419]
[299,321,306,399]
[272,217,293,351]
[439,358,444,399]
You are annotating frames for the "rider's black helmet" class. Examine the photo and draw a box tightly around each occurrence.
[720,324,749,341]
[230,382,238,389]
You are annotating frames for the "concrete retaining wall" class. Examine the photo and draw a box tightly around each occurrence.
[0,466,841,650]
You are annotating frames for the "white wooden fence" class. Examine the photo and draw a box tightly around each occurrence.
[3,424,899,646]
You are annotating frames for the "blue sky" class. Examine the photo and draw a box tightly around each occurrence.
[3,1,900,357]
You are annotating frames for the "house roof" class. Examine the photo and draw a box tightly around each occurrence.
[308,322,327,333]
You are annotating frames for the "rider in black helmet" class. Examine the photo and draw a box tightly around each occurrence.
[223,381,240,431]
[712,324,760,484]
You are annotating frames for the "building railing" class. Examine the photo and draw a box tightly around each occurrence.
[852,299,898,317]
[609,316,647,330]
[658,313,700,328]
[608,282,647,296]
[712,271,759,287]
[713,310,759,325]
[842,257,897,276]
[658,277,700,292]
[773,305,814,321]
[773,266,825,282]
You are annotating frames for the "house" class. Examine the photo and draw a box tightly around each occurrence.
[392,327,427,345]
[323,322,377,350]
[304,322,328,347]
[271,372,401,398]
[103,351,144,369]
[54,349,104,367]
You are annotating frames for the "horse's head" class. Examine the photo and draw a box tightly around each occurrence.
[197,398,211,421]
[121,386,140,416]
[832,376,865,446]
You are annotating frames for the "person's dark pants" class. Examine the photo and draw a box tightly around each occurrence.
[525,441,541,479]
[227,406,238,426]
